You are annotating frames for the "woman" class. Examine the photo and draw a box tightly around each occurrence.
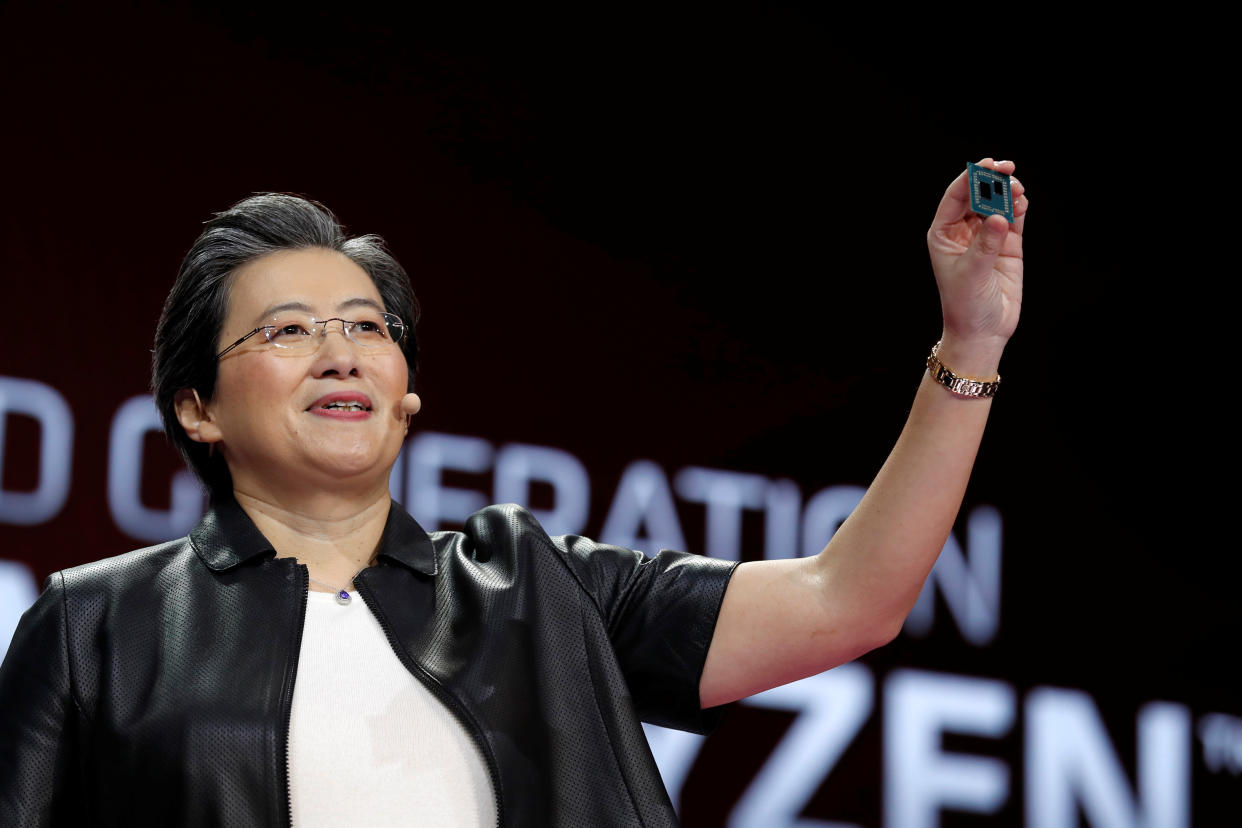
[0,160,1026,826]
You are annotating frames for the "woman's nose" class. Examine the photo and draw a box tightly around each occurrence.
[312,321,361,375]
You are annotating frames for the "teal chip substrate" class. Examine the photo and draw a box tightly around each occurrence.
[967,162,1014,223]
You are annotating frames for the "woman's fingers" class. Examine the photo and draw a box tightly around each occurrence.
[930,158,1018,232]
[929,167,975,232]
[928,158,1027,250]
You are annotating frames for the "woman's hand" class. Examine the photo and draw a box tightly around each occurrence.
[927,158,1028,375]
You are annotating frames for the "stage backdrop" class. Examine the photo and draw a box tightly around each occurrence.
[1,7,1231,826]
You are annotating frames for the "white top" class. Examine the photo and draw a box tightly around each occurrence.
[288,589,496,827]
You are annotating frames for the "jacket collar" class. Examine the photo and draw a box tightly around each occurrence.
[189,496,438,576]
[375,500,439,576]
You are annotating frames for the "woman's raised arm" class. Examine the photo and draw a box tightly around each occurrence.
[699,159,1028,708]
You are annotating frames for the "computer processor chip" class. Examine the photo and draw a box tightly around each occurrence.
[967,162,1014,223]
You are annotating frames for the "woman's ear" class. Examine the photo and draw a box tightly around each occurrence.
[174,389,223,445]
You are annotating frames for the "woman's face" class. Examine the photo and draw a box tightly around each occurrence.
[200,247,410,499]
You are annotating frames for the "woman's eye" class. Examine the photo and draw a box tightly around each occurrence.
[272,324,310,338]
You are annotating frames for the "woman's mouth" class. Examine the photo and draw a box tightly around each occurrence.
[307,392,374,419]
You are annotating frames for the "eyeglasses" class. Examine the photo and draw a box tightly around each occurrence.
[215,312,408,359]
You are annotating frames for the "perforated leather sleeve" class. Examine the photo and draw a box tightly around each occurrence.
[551,528,739,732]
[0,574,85,827]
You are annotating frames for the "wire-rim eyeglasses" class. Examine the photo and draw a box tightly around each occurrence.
[215,313,408,360]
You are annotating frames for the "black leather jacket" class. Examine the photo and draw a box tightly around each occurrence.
[0,498,737,827]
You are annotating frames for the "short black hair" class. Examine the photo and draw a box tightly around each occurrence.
[152,193,420,500]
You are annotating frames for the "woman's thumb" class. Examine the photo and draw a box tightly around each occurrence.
[965,215,1010,271]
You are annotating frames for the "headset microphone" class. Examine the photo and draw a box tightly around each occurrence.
[401,393,422,418]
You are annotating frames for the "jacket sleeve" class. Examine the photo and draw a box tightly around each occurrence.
[557,532,740,734]
[0,573,85,827]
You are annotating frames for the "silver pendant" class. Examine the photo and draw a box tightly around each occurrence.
[335,589,352,606]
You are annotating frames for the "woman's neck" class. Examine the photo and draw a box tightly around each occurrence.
[232,487,393,590]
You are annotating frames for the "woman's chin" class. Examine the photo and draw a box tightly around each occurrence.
[311,455,391,486]
[225,435,402,499]
[307,443,401,487]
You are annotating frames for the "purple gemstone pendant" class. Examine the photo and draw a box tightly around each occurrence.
[335,589,351,606]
